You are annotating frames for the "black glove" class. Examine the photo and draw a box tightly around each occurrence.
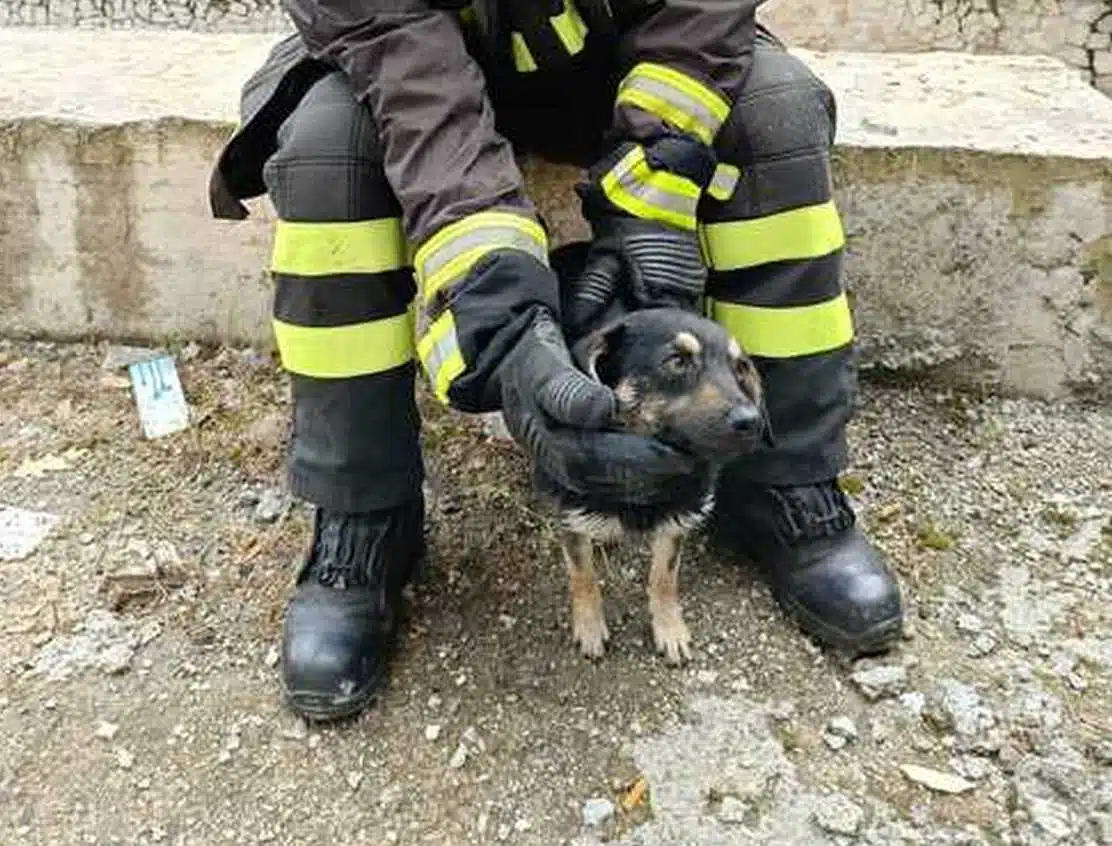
[565,216,708,335]
[497,309,701,506]
[567,134,718,336]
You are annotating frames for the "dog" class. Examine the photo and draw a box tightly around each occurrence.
[536,245,770,664]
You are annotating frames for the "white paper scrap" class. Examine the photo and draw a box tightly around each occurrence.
[0,505,61,562]
[128,355,191,439]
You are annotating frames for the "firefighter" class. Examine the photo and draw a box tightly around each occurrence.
[209,0,905,722]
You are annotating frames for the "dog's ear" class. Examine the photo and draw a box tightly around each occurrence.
[572,319,627,386]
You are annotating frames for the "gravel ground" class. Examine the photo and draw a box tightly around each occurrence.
[0,337,1110,846]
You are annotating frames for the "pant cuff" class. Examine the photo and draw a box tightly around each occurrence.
[289,461,425,514]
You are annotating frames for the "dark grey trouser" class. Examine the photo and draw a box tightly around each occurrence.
[255,28,855,513]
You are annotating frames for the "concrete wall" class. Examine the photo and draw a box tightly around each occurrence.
[761,0,1112,95]
[2,33,1111,402]
[3,0,1111,96]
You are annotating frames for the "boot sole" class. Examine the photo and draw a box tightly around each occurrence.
[776,588,903,658]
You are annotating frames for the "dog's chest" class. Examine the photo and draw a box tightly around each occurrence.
[538,467,717,541]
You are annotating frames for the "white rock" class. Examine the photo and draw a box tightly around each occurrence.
[812,793,865,836]
[899,763,976,794]
[582,798,615,828]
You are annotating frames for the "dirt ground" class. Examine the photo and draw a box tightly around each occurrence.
[0,337,1110,846]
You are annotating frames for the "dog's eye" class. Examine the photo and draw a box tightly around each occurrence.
[664,352,690,372]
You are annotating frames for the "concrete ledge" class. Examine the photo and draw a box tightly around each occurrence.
[2,31,1112,400]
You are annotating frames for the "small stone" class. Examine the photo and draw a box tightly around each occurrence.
[94,721,119,741]
[308,734,321,750]
[218,749,232,764]
[346,772,363,791]
[427,694,443,710]
[448,745,468,769]
[899,763,975,794]
[425,724,442,742]
[851,663,907,701]
[998,743,1024,773]
[513,818,532,832]
[1067,671,1087,692]
[828,716,858,741]
[115,749,135,770]
[899,692,926,715]
[955,613,984,634]
[582,798,615,828]
[460,726,484,752]
[695,670,719,685]
[968,634,997,658]
[1088,741,1112,766]
[280,716,309,742]
[717,796,749,824]
[263,647,280,668]
[812,793,865,836]
[254,489,289,523]
[952,755,993,781]
[823,733,848,751]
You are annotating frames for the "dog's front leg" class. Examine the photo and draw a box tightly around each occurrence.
[648,529,692,665]
[559,529,609,659]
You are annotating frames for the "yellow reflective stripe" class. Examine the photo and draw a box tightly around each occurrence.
[617,62,730,145]
[707,163,740,202]
[710,293,855,359]
[273,311,415,379]
[417,311,466,402]
[600,145,701,230]
[701,200,846,270]
[511,32,537,72]
[270,219,407,276]
[415,210,548,304]
[551,0,588,54]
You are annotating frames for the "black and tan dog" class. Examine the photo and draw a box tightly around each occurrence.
[538,248,769,665]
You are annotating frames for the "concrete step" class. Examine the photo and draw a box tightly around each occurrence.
[1,30,1111,400]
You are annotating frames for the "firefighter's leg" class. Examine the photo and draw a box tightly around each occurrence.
[262,71,425,720]
[703,29,903,655]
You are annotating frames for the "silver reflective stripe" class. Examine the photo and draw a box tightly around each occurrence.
[619,74,725,140]
[422,327,458,378]
[606,152,699,222]
[708,164,740,201]
[419,226,548,290]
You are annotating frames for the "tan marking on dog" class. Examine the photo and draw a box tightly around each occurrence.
[647,528,692,665]
[674,331,702,356]
[614,378,638,407]
[560,530,609,659]
[736,359,763,404]
[692,378,726,411]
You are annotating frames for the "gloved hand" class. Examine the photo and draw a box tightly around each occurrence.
[427,244,701,505]
[564,215,708,334]
[567,133,718,336]
[497,308,701,506]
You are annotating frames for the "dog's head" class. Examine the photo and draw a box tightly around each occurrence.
[572,308,771,464]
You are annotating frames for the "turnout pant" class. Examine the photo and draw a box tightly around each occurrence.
[257,29,855,514]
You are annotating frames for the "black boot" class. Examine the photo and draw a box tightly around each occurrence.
[280,497,425,721]
[712,479,903,656]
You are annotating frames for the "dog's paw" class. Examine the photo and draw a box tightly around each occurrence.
[651,606,692,666]
[572,605,610,660]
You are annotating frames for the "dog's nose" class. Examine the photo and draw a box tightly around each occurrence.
[727,404,761,433]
